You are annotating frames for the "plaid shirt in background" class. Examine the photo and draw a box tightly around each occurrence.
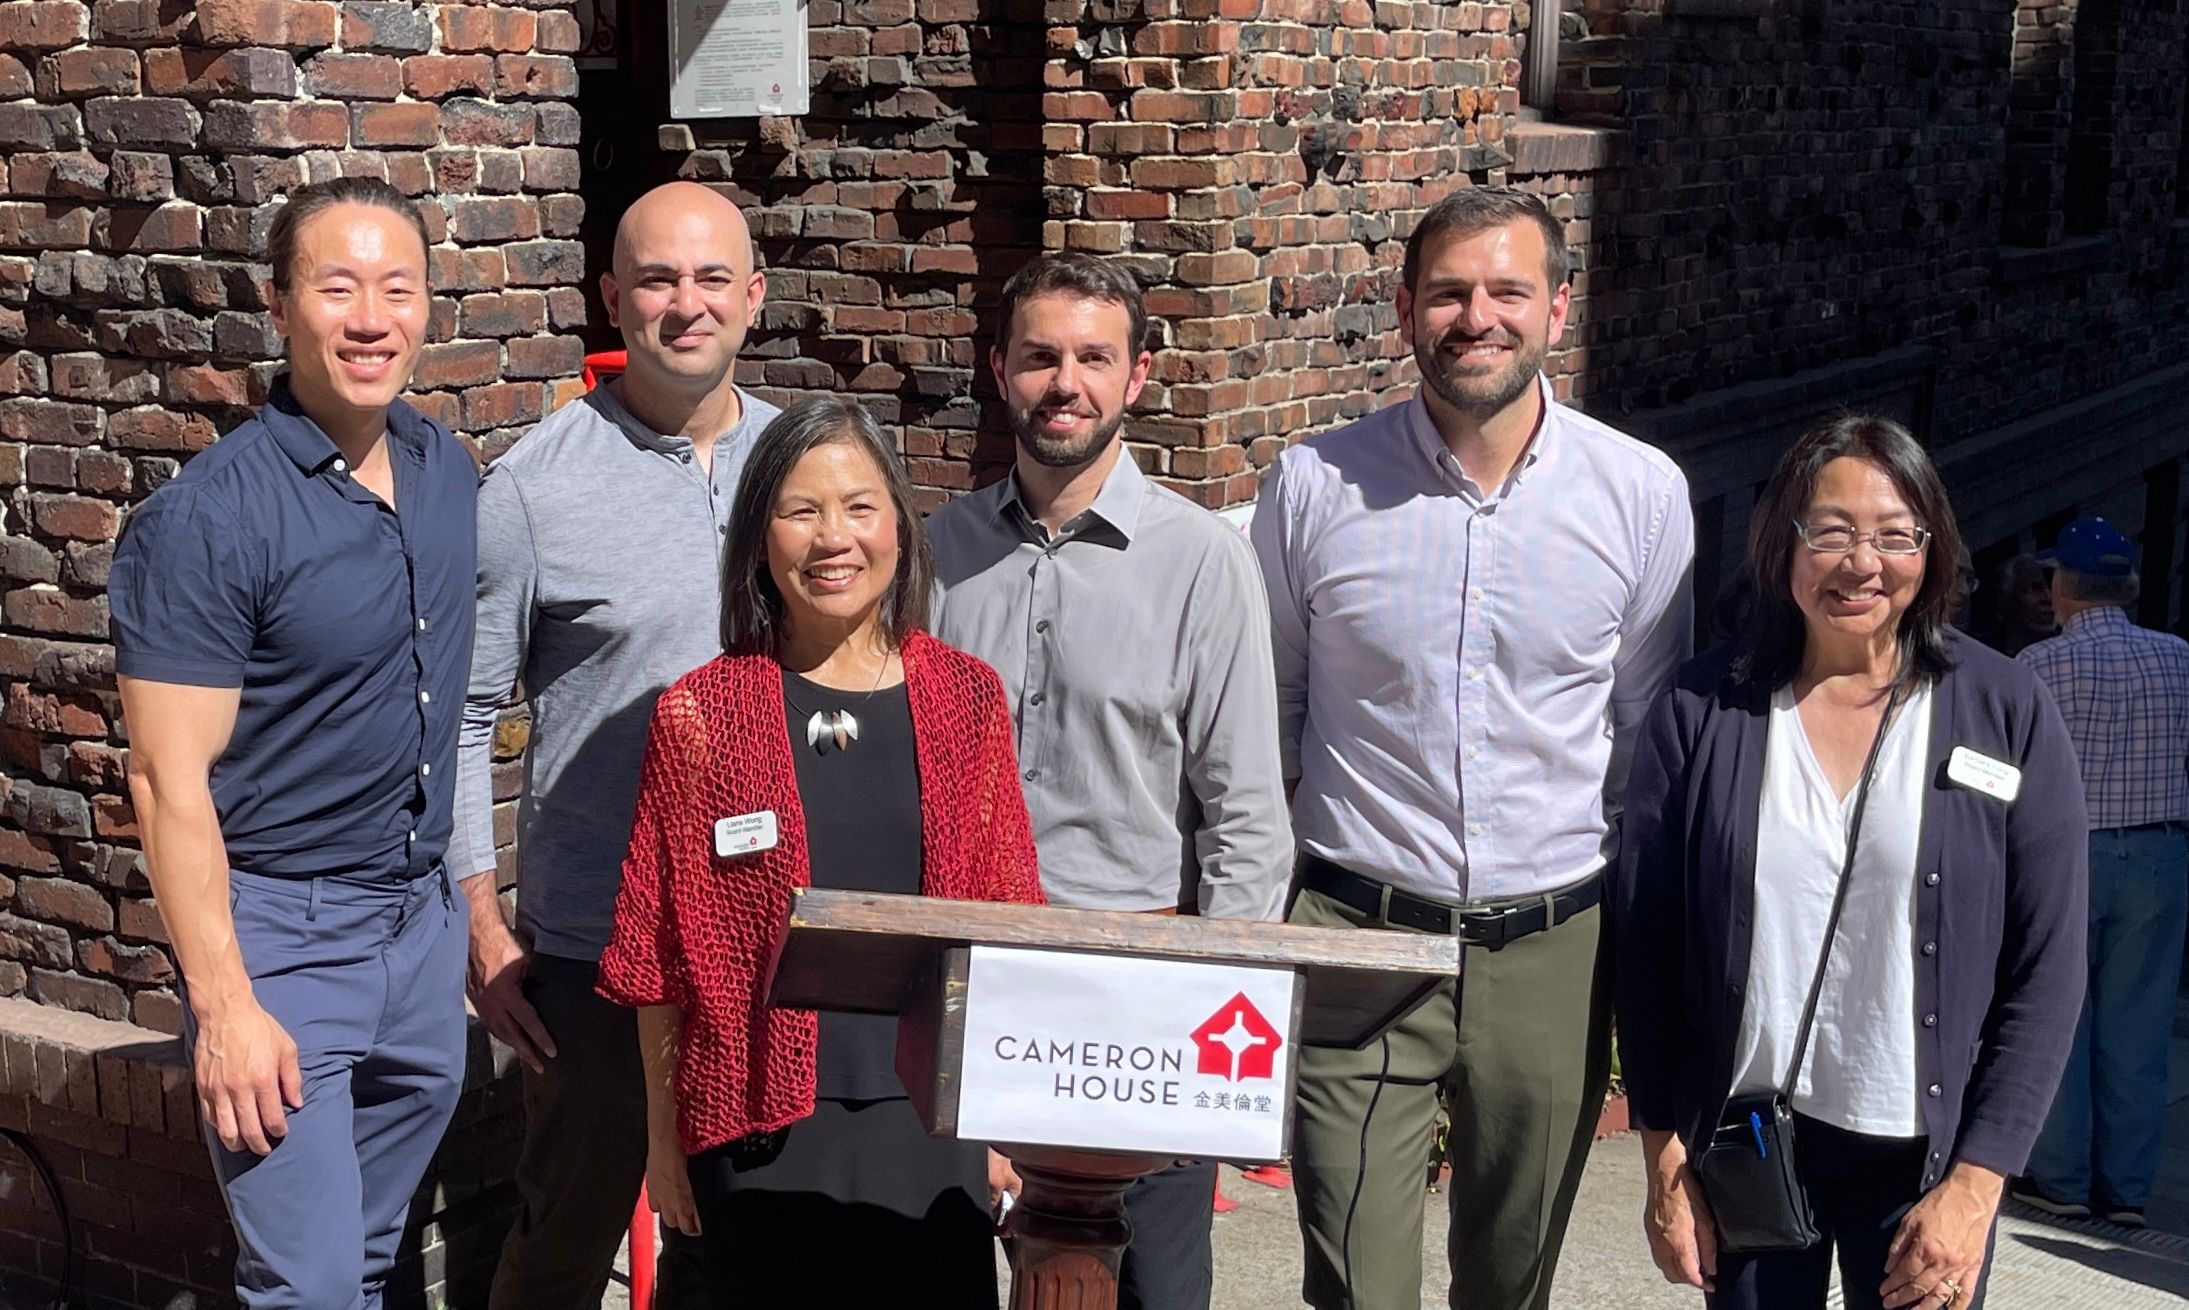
[2018,605,2189,829]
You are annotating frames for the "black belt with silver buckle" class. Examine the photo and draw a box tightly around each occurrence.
[1298,854,1601,949]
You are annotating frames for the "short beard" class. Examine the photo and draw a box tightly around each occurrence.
[1009,403,1126,470]
[1415,328,1546,421]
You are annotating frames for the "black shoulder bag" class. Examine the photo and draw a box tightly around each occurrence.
[1691,684,1904,1254]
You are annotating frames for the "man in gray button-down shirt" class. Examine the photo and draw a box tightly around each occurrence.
[451,182,780,1310]
[928,253,1293,1309]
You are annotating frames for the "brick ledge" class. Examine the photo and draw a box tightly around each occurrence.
[1504,121,1624,177]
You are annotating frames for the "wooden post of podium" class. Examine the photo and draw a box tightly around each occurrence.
[768,889,1458,1310]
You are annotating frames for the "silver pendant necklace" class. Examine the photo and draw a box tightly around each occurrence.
[784,656,894,755]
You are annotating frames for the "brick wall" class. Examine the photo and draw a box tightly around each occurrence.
[1,0,591,1033]
[658,0,1520,511]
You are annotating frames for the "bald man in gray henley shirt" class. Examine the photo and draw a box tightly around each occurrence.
[451,183,780,1310]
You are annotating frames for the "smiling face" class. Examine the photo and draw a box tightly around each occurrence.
[766,438,901,643]
[1790,456,1930,652]
[602,184,763,396]
[1397,218,1570,424]
[992,291,1152,470]
[269,201,430,428]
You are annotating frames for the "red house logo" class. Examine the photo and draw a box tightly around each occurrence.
[1191,992,1283,1082]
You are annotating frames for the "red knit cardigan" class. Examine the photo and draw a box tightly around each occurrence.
[596,630,1046,1156]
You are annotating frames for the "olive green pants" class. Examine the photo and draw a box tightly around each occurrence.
[1289,887,1612,1310]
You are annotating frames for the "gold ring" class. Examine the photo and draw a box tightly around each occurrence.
[1941,1278,1962,1303]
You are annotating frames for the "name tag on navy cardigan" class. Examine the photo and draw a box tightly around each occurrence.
[715,810,780,857]
[1946,747,2021,804]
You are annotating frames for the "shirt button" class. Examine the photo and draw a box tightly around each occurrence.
[1925,872,1940,887]
[416,618,429,633]
[1023,769,1038,783]
[1466,746,1480,760]
[1467,822,1483,836]
[407,829,417,843]
[332,458,348,473]
[1468,586,1484,601]
[1927,1084,1942,1098]
[420,763,432,777]
[419,690,431,705]
[1035,620,1051,634]
[1921,941,1937,957]
[1923,1013,1937,1027]
[1467,667,1484,681]
[1030,692,1045,706]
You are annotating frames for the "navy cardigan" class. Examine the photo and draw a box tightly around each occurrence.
[1612,631,2088,1191]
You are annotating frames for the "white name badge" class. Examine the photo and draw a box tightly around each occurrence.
[714,810,780,857]
[1946,747,2021,804]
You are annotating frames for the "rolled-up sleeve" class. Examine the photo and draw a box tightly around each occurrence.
[109,485,258,688]
[1180,532,1294,922]
[1249,454,1310,781]
[450,463,538,881]
[1955,682,2090,1174]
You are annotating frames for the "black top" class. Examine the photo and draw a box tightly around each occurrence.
[783,669,922,1100]
[106,378,478,882]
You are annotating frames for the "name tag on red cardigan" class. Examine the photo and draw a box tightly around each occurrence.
[1946,747,2021,804]
[715,810,780,857]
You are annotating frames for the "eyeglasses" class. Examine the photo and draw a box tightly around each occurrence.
[1792,521,1932,555]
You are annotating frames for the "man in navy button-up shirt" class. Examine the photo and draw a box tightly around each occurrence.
[111,178,477,1310]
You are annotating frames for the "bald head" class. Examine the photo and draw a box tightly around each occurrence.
[601,182,766,417]
[612,181,755,281]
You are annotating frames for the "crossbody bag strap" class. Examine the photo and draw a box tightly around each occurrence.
[1779,681,1908,1095]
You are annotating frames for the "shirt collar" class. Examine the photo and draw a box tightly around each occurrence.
[2066,604,2133,634]
[1405,374,1557,500]
[592,380,751,458]
[263,375,428,478]
[992,448,1148,545]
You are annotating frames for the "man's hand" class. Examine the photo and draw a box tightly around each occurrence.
[194,996,303,1155]
[1640,1130,1718,1293]
[461,875,555,1073]
[988,1149,1023,1216]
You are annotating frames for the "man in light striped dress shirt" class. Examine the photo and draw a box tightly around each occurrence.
[2014,516,2189,1228]
[1251,188,1694,1310]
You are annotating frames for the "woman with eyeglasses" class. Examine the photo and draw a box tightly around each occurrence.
[1612,416,2088,1310]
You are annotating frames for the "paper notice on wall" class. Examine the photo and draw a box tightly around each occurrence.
[670,0,810,119]
[955,946,1300,1162]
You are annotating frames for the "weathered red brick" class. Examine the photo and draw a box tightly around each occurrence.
[36,46,139,98]
[0,1,90,51]
[192,0,335,48]
[504,334,582,380]
[8,151,108,200]
[534,8,579,52]
[27,494,117,542]
[412,339,500,389]
[462,380,542,430]
[0,53,30,97]
[438,97,532,147]
[201,100,347,151]
[492,54,576,99]
[339,0,430,52]
[17,878,112,932]
[456,290,544,337]
[437,3,533,53]
[448,195,537,243]
[103,150,172,201]
[400,52,491,99]
[163,362,255,406]
[350,101,437,149]
[105,405,215,452]
[304,51,400,99]
[502,238,580,285]
[140,46,297,99]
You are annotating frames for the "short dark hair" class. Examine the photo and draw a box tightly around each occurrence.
[1402,187,1571,293]
[994,253,1150,357]
[1731,414,1964,690]
[719,398,935,657]
[266,178,430,298]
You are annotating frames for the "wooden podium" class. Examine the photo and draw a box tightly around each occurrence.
[768,888,1459,1310]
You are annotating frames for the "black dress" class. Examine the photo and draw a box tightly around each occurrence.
[685,671,997,1309]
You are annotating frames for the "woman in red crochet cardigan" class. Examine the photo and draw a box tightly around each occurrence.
[596,397,1045,1308]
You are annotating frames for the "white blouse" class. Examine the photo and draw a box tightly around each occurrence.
[1728,680,1933,1139]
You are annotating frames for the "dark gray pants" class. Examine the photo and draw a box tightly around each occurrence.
[1119,1159,1217,1310]
[488,953,704,1310]
[186,868,468,1310]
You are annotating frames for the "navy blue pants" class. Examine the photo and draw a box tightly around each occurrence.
[1708,1115,1995,1310]
[183,868,468,1309]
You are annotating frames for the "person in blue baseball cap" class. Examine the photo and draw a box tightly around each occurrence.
[2014,515,2189,1227]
